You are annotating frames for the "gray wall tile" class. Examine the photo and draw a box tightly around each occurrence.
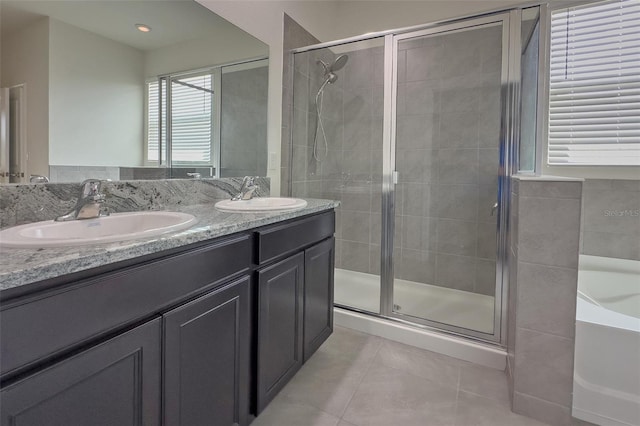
[582,230,640,261]
[477,222,497,260]
[436,149,479,184]
[519,180,582,199]
[513,328,574,408]
[435,254,475,291]
[518,196,581,268]
[397,249,436,284]
[512,392,575,426]
[341,211,371,243]
[432,184,479,221]
[516,262,577,338]
[341,241,370,274]
[436,219,477,256]
[475,259,496,296]
[581,179,640,260]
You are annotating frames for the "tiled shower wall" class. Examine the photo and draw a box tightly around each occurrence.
[290,25,502,296]
[220,65,269,178]
[281,14,322,195]
[393,26,501,295]
[290,43,385,278]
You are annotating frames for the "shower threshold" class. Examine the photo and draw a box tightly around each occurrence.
[334,268,495,334]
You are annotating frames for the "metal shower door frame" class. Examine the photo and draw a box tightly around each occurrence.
[379,11,521,344]
[288,7,527,346]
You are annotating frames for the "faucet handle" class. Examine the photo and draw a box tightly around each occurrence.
[80,179,103,197]
[29,174,49,183]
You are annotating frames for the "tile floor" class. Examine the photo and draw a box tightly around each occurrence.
[252,326,548,426]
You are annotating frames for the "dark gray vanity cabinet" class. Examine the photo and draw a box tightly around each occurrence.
[254,212,336,413]
[1,318,162,426]
[0,210,336,426]
[303,237,335,362]
[256,253,305,412]
[163,276,251,426]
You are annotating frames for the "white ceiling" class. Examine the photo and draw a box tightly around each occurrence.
[1,0,264,51]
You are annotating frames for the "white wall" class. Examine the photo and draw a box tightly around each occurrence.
[144,31,268,77]
[332,1,532,39]
[48,18,144,167]
[1,18,50,177]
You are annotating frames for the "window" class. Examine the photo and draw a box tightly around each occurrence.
[146,79,165,163]
[548,0,640,166]
[146,71,214,166]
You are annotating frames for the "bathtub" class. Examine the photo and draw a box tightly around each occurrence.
[573,255,640,426]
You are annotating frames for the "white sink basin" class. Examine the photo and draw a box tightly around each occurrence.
[0,211,197,248]
[215,197,307,213]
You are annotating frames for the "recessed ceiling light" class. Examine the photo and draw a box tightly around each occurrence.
[135,24,151,33]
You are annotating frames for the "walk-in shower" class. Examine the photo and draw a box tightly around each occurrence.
[289,9,529,345]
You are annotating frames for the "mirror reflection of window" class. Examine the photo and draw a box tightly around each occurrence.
[146,71,215,168]
[171,73,214,165]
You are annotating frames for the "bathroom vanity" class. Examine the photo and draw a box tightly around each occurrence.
[0,202,336,426]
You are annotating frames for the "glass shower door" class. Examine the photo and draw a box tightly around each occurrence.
[389,17,509,338]
[290,38,386,314]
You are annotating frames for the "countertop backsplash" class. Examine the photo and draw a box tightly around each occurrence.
[0,177,270,229]
[0,198,338,292]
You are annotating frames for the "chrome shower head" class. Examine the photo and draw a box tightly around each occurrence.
[316,54,349,82]
[331,55,348,72]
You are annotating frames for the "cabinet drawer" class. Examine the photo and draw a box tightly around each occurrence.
[255,212,334,265]
[0,235,251,377]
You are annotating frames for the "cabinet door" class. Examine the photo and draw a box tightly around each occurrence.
[304,237,335,362]
[163,276,250,426]
[256,253,304,413]
[1,318,161,426]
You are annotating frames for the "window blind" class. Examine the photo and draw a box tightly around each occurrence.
[147,80,160,162]
[146,73,213,165]
[170,74,213,164]
[548,0,640,166]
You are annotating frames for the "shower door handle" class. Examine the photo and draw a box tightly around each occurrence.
[491,202,499,216]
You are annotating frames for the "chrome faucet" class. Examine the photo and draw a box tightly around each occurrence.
[55,179,110,221]
[231,176,260,201]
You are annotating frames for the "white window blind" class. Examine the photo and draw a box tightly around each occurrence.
[146,73,213,165]
[146,80,162,162]
[170,74,213,164]
[548,0,640,166]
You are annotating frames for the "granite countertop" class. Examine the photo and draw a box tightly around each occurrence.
[0,198,339,292]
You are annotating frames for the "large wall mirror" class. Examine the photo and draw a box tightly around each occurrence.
[0,0,269,183]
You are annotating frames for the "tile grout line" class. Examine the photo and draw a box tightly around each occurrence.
[515,325,575,341]
[453,366,462,426]
[337,338,384,422]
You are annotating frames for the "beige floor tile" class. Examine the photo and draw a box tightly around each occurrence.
[459,363,510,405]
[252,394,340,426]
[342,364,458,426]
[373,340,462,389]
[454,391,548,426]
